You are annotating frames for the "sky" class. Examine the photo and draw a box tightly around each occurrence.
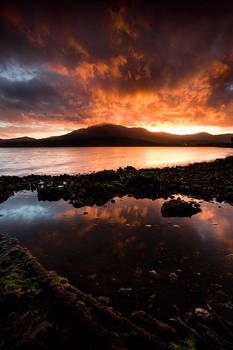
[0,0,233,138]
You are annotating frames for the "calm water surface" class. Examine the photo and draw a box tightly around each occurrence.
[0,147,233,175]
[0,191,232,317]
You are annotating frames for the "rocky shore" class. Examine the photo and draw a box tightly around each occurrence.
[0,233,233,350]
[0,156,233,349]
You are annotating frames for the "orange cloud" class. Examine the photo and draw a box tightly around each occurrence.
[1,0,233,137]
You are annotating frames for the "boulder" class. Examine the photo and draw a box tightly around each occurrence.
[161,199,201,217]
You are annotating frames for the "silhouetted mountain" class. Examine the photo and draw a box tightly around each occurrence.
[0,137,36,143]
[0,124,232,147]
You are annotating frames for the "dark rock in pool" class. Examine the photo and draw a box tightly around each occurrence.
[225,192,233,203]
[161,199,201,217]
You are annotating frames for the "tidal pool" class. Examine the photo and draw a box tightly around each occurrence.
[0,191,232,319]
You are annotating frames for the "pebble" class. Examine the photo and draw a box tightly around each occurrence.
[226,254,233,261]
[169,272,178,281]
[149,270,160,279]
[118,287,132,295]
[223,301,233,311]
[194,308,213,320]
[149,293,156,299]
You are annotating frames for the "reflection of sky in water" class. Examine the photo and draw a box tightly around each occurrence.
[0,192,232,254]
[0,192,232,247]
[0,191,70,221]
[1,191,232,317]
[0,191,232,291]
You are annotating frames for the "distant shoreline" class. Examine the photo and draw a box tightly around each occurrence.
[0,124,233,147]
[0,144,232,148]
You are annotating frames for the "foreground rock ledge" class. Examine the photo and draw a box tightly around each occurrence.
[1,233,233,349]
[0,233,178,350]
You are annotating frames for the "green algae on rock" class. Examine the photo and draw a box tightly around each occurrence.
[0,233,176,350]
[0,231,233,349]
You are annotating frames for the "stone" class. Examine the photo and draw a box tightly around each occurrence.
[225,192,233,202]
[130,311,177,342]
[226,254,233,261]
[169,272,178,281]
[149,270,160,279]
[194,307,213,320]
[223,301,233,311]
[161,199,201,217]
[118,287,132,295]
[96,296,110,305]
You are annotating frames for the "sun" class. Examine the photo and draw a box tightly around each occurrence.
[145,125,231,135]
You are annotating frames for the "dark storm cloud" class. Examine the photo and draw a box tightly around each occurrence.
[0,0,233,136]
[0,77,57,105]
[1,0,232,82]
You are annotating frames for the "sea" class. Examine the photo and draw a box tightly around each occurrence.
[0,146,233,175]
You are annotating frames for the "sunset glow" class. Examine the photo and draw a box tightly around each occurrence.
[0,0,233,138]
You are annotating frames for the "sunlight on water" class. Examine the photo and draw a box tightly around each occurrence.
[0,147,233,175]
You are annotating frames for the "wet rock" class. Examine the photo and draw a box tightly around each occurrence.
[172,224,180,228]
[130,311,177,342]
[149,294,156,300]
[27,320,55,343]
[225,254,233,261]
[135,266,143,278]
[72,199,85,207]
[193,202,200,208]
[118,287,132,295]
[194,307,213,320]
[78,188,87,195]
[161,199,201,217]
[149,270,160,279]
[96,296,110,305]
[225,192,233,202]
[169,272,178,281]
[222,301,233,311]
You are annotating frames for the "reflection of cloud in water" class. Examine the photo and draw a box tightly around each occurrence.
[0,204,50,220]
[55,195,233,254]
[0,192,233,262]
[0,191,71,222]
[191,202,233,253]
[56,198,156,228]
